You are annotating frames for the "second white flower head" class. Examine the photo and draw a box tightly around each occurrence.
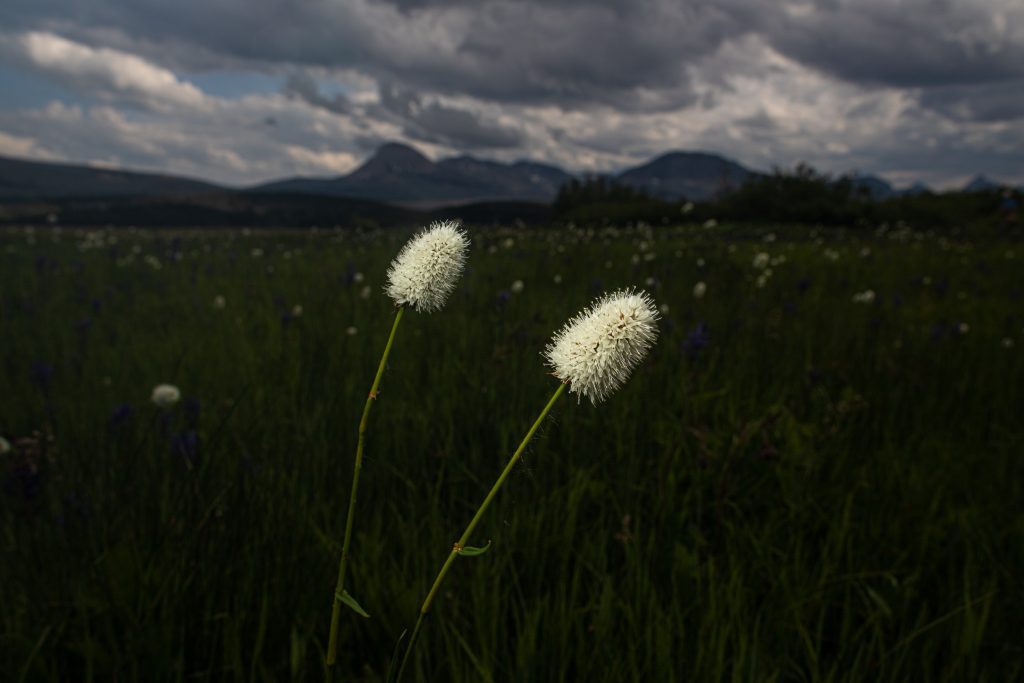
[544,289,659,404]
[386,219,470,312]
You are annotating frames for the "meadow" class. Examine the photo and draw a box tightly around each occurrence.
[2,221,1022,681]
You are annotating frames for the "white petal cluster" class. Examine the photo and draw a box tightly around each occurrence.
[544,289,659,404]
[386,220,470,312]
[151,383,181,408]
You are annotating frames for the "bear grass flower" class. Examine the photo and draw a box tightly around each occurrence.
[395,289,658,680]
[385,220,469,312]
[150,384,180,408]
[544,289,660,405]
[327,219,469,668]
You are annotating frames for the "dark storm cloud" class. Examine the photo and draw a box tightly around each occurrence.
[282,73,351,115]
[919,80,1024,122]
[376,82,522,149]
[0,0,728,111]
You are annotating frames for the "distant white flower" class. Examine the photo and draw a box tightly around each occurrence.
[385,220,470,313]
[212,295,226,310]
[251,248,263,258]
[346,326,358,336]
[755,274,769,289]
[852,290,876,304]
[693,281,707,299]
[502,237,516,249]
[553,274,563,285]
[544,289,659,404]
[957,322,969,334]
[681,202,694,214]
[292,304,303,318]
[1002,337,1014,349]
[359,285,372,300]
[824,248,840,261]
[696,258,705,268]
[511,280,525,294]
[353,272,365,284]
[0,436,10,455]
[703,219,718,229]
[644,277,656,287]
[752,252,770,270]
[860,247,871,257]
[151,384,181,408]
[659,303,670,315]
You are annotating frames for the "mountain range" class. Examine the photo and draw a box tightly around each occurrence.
[0,143,1018,211]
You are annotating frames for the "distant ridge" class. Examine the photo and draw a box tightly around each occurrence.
[0,145,1019,209]
[615,151,756,201]
[0,155,222,200]
[254,142,574,207]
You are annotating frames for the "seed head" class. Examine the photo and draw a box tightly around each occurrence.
[544,289,659,404]
[151,383,181,408]
[386,220,469,312]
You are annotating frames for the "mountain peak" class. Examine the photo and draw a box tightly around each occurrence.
[375,142,430,164]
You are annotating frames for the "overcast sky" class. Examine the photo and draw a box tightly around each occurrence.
[0,0,1021,189]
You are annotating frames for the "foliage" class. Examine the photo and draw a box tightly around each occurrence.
[2,223,1023,681]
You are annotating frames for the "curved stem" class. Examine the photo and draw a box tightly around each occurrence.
[327,306,405,668]
[395,382,567,681]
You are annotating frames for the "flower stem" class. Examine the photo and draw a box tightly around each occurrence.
[395,382,567,681]
[327,306,405,668]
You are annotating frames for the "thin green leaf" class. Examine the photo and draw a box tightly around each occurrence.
[336,589,370,618]
[457,540,492,557]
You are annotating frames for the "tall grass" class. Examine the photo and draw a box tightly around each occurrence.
[1,223,1022,681]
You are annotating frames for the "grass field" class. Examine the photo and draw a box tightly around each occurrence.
[2,222,1023,681]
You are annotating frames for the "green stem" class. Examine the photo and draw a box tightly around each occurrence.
[395,382,567,681]
[327,306,405,668]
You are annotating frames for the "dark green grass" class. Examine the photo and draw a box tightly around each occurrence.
[1,224,1022,681]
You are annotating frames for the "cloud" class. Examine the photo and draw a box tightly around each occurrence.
[375,83,522,149]
[5,31,207,112]
[0,2,1021,188]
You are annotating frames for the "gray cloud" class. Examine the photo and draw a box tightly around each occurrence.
[282,73,351,115]
[375,83,522,149]
[1,1,1022,187]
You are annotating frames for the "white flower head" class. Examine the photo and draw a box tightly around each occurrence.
[151,383,181,408]
[544,289,659,404]
[385,220,469,312]
[0,436,11,455]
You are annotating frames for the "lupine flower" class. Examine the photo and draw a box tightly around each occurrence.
[544,289,659,404]
[151,384,181,408]
[385,220,470,312]
[682,322,710,360]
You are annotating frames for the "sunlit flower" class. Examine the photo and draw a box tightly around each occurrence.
[544,289,659,404]
[385,220,470,312]
[151,384,181,408]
